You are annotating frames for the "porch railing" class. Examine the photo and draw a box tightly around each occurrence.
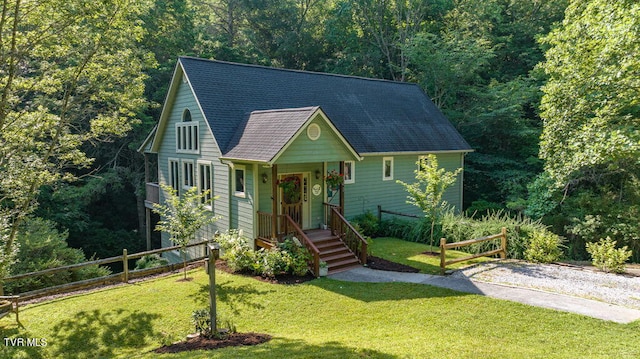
[323,202,342,228]
[329,207,368,265]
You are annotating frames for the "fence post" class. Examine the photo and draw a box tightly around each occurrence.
[500,227,507,259]
[440,238,447,275]
[123,249,129,283]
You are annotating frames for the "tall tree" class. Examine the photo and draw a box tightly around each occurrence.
[0,0,153,279]
[539,0,640,190]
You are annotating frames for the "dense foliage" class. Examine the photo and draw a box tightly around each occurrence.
[2,0,637,270]
[4,218,111,294]
[217,230,311,278]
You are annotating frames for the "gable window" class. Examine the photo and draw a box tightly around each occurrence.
[198,161,213,208]
[344,161,355,184]
[176,109,199,154]
[383,157,394,181]
[168,158,180,195]
[234,165,246,198]
[182,160,195,190]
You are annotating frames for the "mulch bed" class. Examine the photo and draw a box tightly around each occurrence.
[154,333,272,354]
[367,256,420,273]
[215,259,316,284]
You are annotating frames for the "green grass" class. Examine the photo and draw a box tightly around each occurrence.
[369,237,491,274]
[1,267,638,359]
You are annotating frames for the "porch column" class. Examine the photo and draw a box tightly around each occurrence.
[339,160,345,214]
[271,164,278,240]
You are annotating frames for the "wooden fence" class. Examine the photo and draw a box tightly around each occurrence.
[1,241,210,301]
[439,227,507,274]
[376,205,420,222]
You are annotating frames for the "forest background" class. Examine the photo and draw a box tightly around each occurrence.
[1,0,638,281]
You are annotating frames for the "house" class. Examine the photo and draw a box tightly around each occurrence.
[141,56,472,276]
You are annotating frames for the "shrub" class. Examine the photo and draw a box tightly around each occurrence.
[217,229,256,273]
[586,237,632,273]
[350,211,379,237]
[192,308,237,339]
[217,230,311,277]
[5,218,111,294]
[134,254,169,270]
[524,231,564,263]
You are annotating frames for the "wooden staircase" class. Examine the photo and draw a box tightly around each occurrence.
[305,230,361,274]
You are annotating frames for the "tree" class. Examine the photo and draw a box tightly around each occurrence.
[397,155,462,247]
[538,0,640,190]
[0,0,153,284]
[152,184,219,280]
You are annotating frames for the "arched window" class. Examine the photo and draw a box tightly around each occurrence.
[176,108,199,153]
[182,109,192,122]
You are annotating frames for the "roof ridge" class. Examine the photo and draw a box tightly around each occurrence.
[250,106,319,115]
[179,56,419,87]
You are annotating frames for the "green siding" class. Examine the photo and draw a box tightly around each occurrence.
[230,163,255,238]
[157,80,230,254]
[275,115,357,164]
[343,153,464,219]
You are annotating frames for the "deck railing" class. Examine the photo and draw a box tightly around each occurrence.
[329,207,368,265]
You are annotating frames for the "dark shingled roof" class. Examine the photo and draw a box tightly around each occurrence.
[223,106,320,162]
[179,57,471,155]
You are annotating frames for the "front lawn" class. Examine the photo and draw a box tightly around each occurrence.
[369,237,490,274]
[1,267,638,358]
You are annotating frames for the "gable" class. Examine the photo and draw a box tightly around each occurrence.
[221,106,360,164]
[178,57,472,155]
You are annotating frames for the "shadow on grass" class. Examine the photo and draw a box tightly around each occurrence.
[48,309,160,358]
[189,279,275,315]
[311,278,473,303]
[213,337,398,359]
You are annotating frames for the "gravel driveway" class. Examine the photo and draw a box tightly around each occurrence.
[452,260,640,310]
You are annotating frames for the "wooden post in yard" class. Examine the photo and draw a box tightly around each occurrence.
[123,249,129,283]
[208,243,220,336]
[440,238,447,275]
[500,227,507,259]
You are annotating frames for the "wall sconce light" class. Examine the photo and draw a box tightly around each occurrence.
[262,173,268,183]
[315,170,321,180]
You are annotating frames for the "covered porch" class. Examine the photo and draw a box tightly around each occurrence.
[221,106,366,276]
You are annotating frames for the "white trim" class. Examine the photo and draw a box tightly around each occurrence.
[233,165,246,198]
[361,149,473,156]
[175,121,199,154]
[181,159,195,190]
[382,157,394,181]
[168,158,180,194]
[344,160,355,184]
[307,123,321,140]
[197,160,214,210]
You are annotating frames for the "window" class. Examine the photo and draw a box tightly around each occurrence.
[168,159,180,194]
[198,161,213,208]
[182,160,195,190]
[344,161,355,184]
[234,165,245,197]
[176,109,199,154]
[383,157,394,181]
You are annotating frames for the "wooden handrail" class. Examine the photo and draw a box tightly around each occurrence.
[282,215,321,277]
[330,207,368,264]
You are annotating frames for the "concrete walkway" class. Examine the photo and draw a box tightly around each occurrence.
[329,267,640,324]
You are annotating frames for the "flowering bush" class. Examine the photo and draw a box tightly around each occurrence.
[325,169,344,188]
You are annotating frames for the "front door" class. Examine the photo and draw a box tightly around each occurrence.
[280,174,304,227]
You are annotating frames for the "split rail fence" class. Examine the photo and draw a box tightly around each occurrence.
[440,227,507,274]
[0,241,210,302]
